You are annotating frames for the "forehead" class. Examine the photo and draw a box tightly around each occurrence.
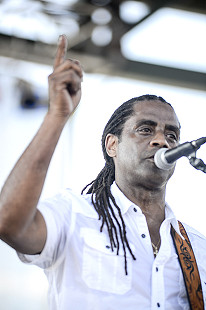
[127,100,180,128]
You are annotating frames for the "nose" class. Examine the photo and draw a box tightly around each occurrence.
[150,131,170,149]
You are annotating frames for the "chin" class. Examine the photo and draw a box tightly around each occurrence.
[135,170,173,190]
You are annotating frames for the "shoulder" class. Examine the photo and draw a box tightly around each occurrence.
[182,222,206,284]
[181,222,206,241]
[181,222,206,257]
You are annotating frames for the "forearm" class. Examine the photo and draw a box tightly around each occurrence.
[0,35,82,253]
[0,112,67,244]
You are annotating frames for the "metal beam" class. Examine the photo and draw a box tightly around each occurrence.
[0,34,205,91]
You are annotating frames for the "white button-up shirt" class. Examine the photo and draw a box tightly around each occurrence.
[18,183,206,309]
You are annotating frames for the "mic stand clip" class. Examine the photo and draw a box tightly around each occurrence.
[188,152,206,174]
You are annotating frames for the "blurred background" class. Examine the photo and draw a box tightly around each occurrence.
[0,0,205,309]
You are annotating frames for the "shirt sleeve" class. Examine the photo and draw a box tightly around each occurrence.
[17,190,75,269]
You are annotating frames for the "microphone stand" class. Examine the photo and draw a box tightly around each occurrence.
[188,152,206,173]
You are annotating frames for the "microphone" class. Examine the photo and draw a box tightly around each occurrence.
[154,137,206,170]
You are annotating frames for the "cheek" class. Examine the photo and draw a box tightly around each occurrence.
[117,146,142,171]
[118,142,138,159]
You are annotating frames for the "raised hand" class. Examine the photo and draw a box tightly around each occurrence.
[48,34,83,119]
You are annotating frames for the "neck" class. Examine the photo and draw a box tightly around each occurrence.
[116,181,166,212]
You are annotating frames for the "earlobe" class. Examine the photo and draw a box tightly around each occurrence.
[105,134,118,158]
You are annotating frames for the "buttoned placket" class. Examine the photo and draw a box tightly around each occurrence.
[137,210,167,309]
[151,218,174,309]
[127,206,175,309]
[151,261,165,309]
[129,205,154,256]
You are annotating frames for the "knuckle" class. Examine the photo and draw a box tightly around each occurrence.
[66,70,79,82]
[65,59,82,71]
[65,59,74,66]
[48,74,55,83]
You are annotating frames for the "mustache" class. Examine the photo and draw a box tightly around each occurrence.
[144,149,161,159]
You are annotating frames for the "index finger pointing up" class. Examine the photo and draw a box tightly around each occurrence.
[53,34,68,69]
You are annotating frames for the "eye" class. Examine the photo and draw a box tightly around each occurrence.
[137,126,152,134]
[166,132,178,142]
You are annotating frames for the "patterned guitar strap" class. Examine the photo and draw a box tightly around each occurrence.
[171,221,204,310]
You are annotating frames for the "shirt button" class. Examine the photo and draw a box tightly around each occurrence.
[133,207,137,212]
[141,234,146,238]
[156,267,159,272]
[106,245,110,249]
[157,303,160,307]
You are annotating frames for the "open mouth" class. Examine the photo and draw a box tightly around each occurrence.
[147,156,155,162]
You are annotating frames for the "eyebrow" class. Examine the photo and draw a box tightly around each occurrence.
[136,120,157,127]
[165,124,180,136]
[136,119,180,136]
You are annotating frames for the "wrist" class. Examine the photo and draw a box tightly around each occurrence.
[46,109,69,126]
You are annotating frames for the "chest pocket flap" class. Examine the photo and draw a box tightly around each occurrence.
[80,227,134,294]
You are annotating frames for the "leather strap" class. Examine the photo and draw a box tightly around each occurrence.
[171,221,204,310]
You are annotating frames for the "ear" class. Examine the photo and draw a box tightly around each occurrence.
[105,134,118,158]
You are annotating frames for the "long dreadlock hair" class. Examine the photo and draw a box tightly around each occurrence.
[82,94,172,274]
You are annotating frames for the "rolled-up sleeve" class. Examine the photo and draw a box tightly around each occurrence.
[17,190,74,269]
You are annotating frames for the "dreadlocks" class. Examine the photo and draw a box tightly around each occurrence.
[82,94,172,274]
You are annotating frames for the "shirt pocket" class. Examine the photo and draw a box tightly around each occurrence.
[80,227,134,295]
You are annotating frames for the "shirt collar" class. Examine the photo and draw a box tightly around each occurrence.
[165,203,185,239]
[110,182,184,240]
[110,182,136,215]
